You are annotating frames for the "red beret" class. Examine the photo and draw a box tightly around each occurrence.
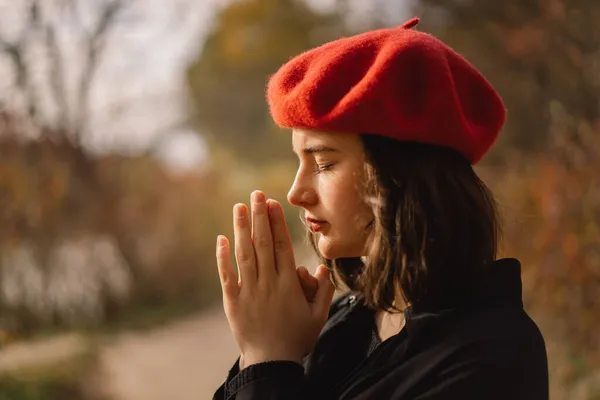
[266,17,506,164]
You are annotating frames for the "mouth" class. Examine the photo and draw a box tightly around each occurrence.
[306,217,328,233]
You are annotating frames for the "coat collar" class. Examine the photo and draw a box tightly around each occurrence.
[348,258,524,336]
[404,257,524,326]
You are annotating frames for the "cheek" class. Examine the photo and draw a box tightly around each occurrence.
[317,185,372,258]
[321,172,360,208]
[317,163,372,227]
[326,179,370,225]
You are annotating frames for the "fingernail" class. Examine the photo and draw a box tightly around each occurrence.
[217,235,227,247]
[235,204,245,217]
[269,200,280,217]
[317,264,329,276]
[253,191,265,204]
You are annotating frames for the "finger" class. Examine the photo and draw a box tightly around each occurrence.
[312,265,335,319]
[251,191,276,281]
[216,235,239,301]
[267,199,296,277]
[234,203,257,287]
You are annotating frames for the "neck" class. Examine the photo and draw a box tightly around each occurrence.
[375,308,406,342]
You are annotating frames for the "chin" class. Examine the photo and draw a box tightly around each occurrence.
[317,235,364,260]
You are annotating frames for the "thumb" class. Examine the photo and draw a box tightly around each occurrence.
[312,265,335,319]
[297,266,318,302]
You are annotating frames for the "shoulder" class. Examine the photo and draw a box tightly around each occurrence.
[438,306,548,395]
[462,305,546,353]
[409,306,549,399]
[430,304,548,364]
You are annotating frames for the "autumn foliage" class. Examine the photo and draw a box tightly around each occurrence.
[0,0,598,397]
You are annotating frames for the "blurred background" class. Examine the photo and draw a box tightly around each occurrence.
[0,0,597,399]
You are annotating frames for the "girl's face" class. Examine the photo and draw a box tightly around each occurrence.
[287,129,374,260]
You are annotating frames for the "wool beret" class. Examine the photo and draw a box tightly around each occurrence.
[266,17,506,164]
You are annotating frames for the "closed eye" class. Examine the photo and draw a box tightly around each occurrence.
[316,163,334,173]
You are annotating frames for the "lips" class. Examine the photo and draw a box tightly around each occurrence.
[306,217,328,232]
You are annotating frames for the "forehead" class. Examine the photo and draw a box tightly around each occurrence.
[291,129,361,153]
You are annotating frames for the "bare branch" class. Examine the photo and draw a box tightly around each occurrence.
[73,0,126,142]
[45,24,70,132]
[0,0,42,121]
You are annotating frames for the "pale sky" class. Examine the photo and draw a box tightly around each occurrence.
[0,0,413,173]
[0,0,222,172]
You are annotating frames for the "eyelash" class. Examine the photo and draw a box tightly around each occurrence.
[316,163,334,173]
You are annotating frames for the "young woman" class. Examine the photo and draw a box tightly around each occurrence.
[213,17,549,400]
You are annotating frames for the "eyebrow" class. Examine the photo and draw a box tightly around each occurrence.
[300,145,339,155]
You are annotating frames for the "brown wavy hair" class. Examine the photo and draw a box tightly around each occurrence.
[306,135,502,312]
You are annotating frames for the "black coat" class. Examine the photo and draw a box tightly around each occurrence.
[214,258,549,400]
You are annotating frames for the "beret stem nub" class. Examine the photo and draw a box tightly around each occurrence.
[401,17,420,30]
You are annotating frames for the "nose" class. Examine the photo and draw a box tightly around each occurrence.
[287,170,317,207]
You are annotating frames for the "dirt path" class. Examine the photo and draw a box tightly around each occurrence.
[0,333,88,374]
[98,305,237,400]
[0,306,250,400]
